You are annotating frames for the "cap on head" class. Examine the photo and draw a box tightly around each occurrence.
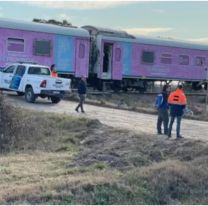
[50,64,55,71]
[162,84,167,92]
[177,84,183,89]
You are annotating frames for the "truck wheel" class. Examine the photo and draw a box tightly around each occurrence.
[51,97,61,104]
[25,87,36,103]
[17,92,25,96]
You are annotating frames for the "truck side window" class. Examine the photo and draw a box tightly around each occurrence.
[15,65,26,77]
[4,66,15,73]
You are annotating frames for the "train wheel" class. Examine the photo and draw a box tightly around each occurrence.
[97,80,103,91]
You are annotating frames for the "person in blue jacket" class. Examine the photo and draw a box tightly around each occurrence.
[75,76,87,113]
[155,84,170,135]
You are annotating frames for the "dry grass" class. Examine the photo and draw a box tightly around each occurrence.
[0,152,120,204]
[1,94,208,204]
[1,126,208,204]
[125,158,208,204]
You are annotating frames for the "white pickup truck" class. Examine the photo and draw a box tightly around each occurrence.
[0,63,71,103]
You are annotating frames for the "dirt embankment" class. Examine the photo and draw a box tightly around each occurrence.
[1,94,208,204]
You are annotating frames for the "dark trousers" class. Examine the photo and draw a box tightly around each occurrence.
[76,94,85,112]
[168,115,182,137]
[157,108,169,135]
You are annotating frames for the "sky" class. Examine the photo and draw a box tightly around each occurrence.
[0,1,208,43]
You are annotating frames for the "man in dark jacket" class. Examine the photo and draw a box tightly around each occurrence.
[167,85,187,139]
[75,76,87,113]
[156,84,169,135]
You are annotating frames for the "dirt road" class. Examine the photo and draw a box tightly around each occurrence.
[5,93,208,141]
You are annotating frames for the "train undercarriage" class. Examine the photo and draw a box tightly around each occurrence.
[59,72,207,93]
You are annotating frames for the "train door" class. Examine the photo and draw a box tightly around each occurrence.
[102,43,113,79]
[112,44,122,80]
[75,39,89,77]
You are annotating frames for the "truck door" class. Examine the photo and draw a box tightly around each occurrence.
[1,65,16,89]
[112,44,122,80]
[75,39,89,77]
[9,65,26,90]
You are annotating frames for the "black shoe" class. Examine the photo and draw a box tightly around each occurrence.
[176,135,184,139]
[157,132,162,135]
[81,110,85,113]
[75,108,79,112]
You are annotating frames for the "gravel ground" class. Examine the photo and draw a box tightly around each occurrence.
[5,92,208,142]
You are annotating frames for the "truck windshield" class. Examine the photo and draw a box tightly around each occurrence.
[28,67,50,75]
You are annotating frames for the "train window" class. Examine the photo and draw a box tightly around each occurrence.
[33,40,51,57]
[195,57,205,66]
[79,43,85,59]
[179,55,189,65]
[7,38,24,52]
[161,54,172,64]
[141,51,155,64]
[115,48,121,61]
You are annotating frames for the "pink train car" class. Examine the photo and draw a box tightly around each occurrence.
[0,18,90,81]
[83,26,208,91]
[1,20,208,91]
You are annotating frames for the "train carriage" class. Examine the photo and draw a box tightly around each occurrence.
[1,19,208,91]
[0,18,90,79]
[83,25,208,91]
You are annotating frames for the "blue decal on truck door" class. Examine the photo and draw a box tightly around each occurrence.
[10,75,22,89]
[9,65,26,90]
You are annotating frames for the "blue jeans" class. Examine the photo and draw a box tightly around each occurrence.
[157,108,169,135]
[76,94,86,112]
[168,116,182,137]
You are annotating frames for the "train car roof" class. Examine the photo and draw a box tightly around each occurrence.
[0,18,89,38]
[82,25,135,39]
[97,34,208,51]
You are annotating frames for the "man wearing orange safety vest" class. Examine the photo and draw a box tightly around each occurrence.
[50,64,58,78]
[167,85,187,139]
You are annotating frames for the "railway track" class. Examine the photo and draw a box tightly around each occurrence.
[84,90,207,97]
